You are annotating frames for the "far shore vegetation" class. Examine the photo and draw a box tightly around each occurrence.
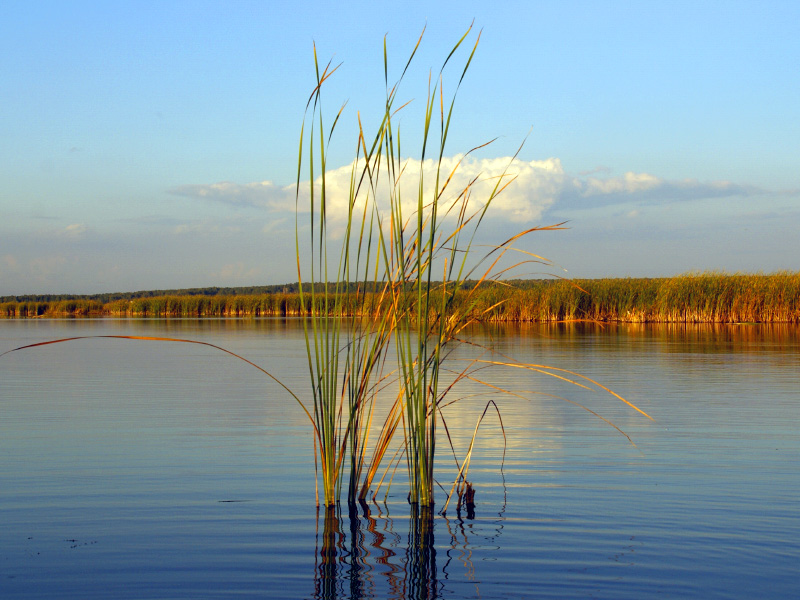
[3,271,799,323]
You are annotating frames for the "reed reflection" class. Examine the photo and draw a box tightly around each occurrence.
[311,499,503,600]
[313,507,343,599]
[443,474,507,590]
[405,505,438,599]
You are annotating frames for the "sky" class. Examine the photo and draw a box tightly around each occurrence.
[1,1,798,295]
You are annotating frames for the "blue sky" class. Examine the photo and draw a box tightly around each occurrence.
[1,1,798,295]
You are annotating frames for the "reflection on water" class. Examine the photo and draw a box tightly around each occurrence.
[311,498,507,600]
[2,319,799,599]
[312,504,441,600]
[470,320,800,353]
[405,506,437,600]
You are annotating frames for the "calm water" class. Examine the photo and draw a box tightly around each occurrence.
[1,319,798,599]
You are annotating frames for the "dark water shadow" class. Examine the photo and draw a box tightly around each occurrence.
[311,499,506,600]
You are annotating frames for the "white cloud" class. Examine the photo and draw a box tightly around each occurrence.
[579,171,662,195]
[288,155,566,236]
[171,156,566,225]
[564,174,760,207]
[171,156,765,226]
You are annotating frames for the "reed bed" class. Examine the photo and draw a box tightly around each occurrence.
[4,272,799,322]
[489,272,800,323]
[0,299,104,318]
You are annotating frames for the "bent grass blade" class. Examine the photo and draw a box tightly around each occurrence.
[0,334,314,424]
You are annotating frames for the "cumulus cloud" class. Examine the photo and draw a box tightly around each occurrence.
[172,156,764,226]
[288,155,566,231]
[171,156,565,224]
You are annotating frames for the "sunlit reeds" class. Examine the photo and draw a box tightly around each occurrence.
[294,36,404,507]
[489,271,800,323]
[294,25,655,510]
[0,299,103,317]
[4,272,798,321]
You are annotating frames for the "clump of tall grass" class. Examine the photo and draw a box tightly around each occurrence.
[294,37,400,507]
[372,27,518,507]
[295,26,654,510]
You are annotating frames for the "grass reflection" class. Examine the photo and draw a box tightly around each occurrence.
[312,498,506,600]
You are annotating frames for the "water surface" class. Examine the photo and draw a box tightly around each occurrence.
[1,319,798,598]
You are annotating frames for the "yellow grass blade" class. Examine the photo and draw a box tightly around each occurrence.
[0,335,316,429]
[471,358,654,420]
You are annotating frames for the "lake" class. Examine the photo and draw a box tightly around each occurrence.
[1,319,798,599]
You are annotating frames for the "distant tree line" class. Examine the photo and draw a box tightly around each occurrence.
[3,274,799,322]
[1,280,543,304]
[1,284,297,304]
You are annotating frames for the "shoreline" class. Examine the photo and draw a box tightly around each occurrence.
[3,272,799,323]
